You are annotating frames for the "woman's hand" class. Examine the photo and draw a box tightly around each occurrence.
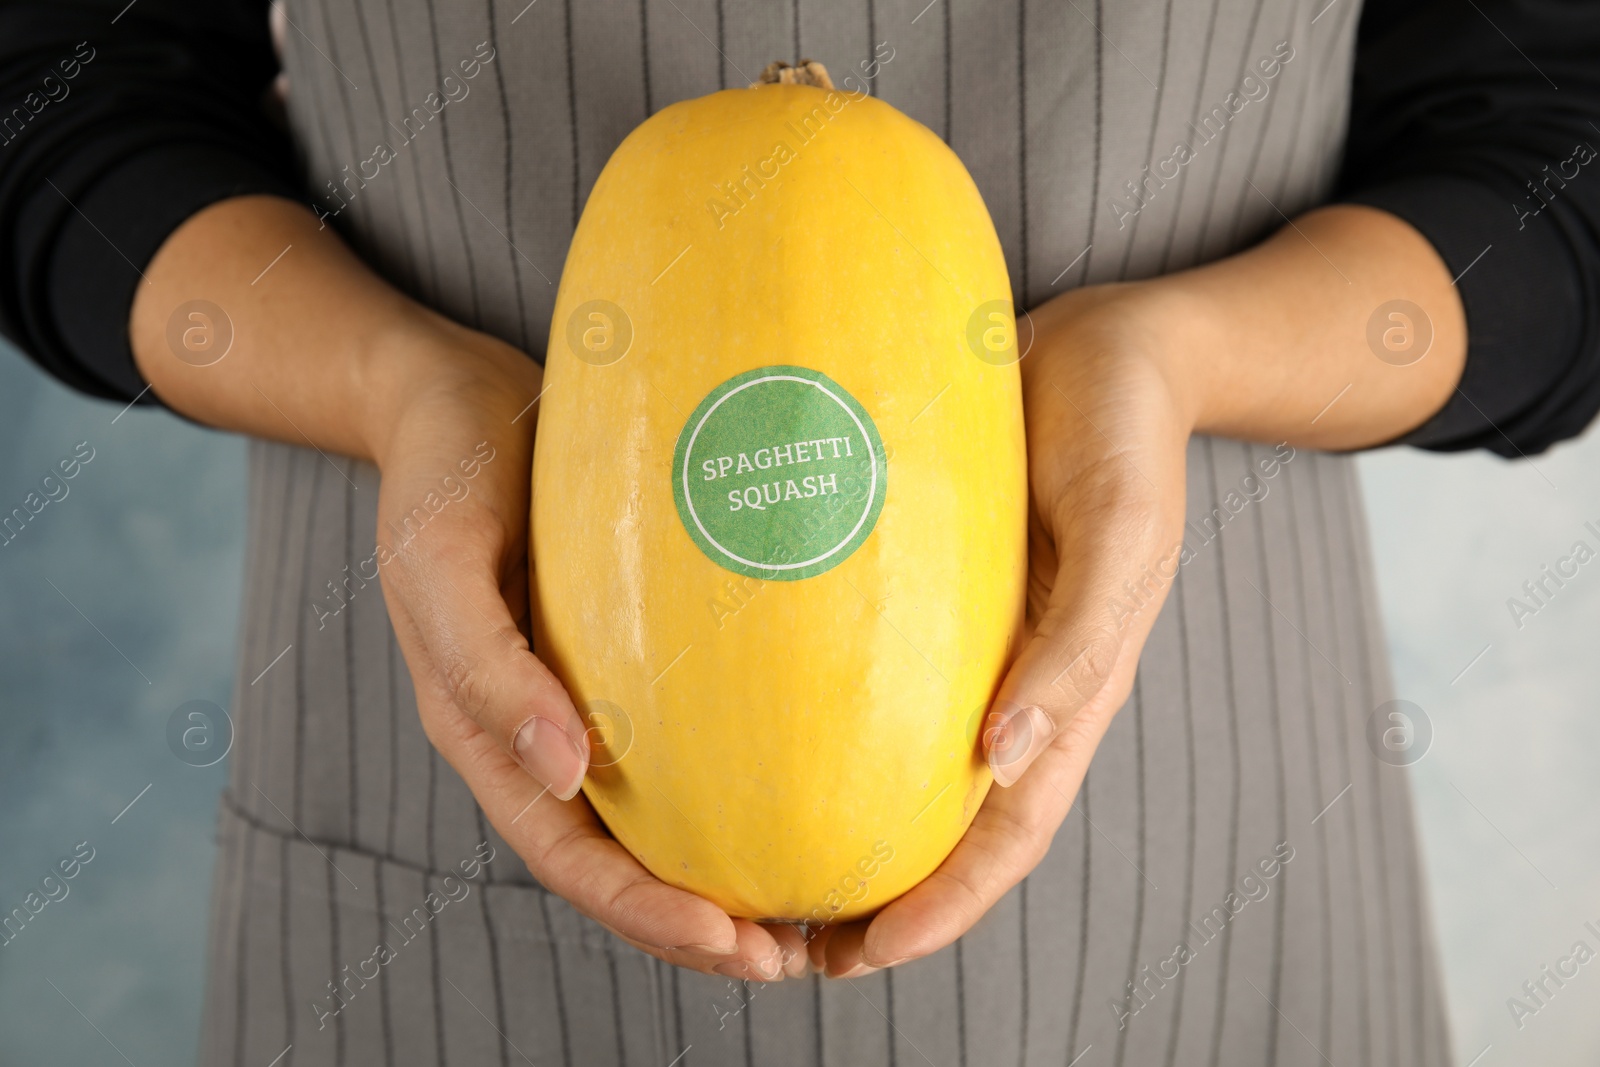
[816,284,1197,976]
[819,205,1468,977]
[372,319,807,979]
[131,195,801,982]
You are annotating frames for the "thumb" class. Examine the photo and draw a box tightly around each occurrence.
[983,516,1184,788]
[384,528,591,801]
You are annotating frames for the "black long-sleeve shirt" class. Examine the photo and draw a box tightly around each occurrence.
[2,0,1598,456]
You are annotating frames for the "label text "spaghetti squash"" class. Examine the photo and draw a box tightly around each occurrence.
[702,435,855,511]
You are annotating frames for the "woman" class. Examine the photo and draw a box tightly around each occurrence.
[3,0,1597,1064]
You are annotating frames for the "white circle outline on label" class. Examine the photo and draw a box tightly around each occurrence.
[679,374,879,573]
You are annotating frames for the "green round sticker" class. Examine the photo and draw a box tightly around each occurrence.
[672,365,887,581]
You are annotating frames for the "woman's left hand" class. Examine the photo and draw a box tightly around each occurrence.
[816,202,1470,977]
[817,282,1198,977]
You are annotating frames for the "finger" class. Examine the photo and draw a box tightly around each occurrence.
[712,921,792,982]
[620,921,791,981]
[804,923,835,973]
[858,733,1097,968]
[759,923,813,979]
[821,920,878,979]
[985,467,1186,788]
[612,921,789,980]
[381,505,591,800]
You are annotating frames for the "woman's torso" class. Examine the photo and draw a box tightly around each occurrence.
[202,3,1452,1066]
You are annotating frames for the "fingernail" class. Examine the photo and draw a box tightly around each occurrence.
[988,704,1056,788]
[831,962,880,980]
[513,716,587,800]
[715,960,782,983]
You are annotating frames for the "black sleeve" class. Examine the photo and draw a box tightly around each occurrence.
[0,0,297,406]
[1339,0,1600,456]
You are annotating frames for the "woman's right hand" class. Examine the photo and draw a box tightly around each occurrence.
[131,195,804,982]
[371,317,808,981]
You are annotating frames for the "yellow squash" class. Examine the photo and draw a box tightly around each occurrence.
[532,72,1027,922]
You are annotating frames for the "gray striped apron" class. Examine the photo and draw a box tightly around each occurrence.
[200,1,1454,1064]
